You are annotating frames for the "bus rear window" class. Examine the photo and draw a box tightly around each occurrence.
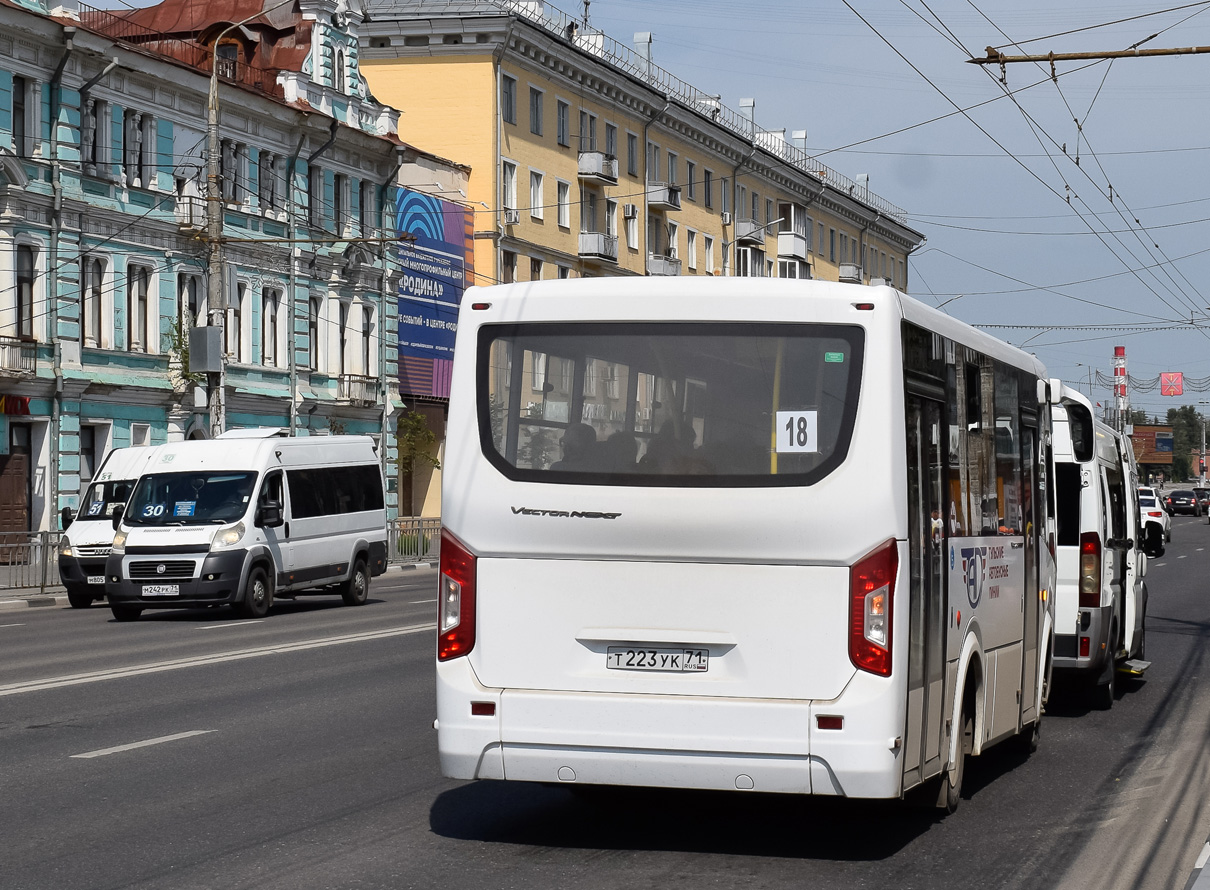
[477,322,864,486]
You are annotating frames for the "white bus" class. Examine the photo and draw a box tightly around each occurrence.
[437,278,1055,812]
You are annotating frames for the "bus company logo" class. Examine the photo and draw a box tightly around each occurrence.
[960,546,988,609]
[511,506,621,520]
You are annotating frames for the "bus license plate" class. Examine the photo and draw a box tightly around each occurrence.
[142,584,180,596]
[606,647,708,672]
[87,575,105,586]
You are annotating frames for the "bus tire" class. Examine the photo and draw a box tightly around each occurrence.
[67,587,93,609]
[939,703,972,813]
[341,558,369,606]
[238,566,272,619]
[110,604,142,621]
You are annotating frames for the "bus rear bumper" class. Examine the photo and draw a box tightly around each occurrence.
[436,662,903,799]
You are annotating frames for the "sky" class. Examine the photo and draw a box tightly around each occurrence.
[575,0,1210,420]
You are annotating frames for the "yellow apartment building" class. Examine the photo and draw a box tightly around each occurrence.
[360,0,924,288]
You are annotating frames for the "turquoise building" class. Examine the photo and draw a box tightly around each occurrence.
[0,0,463,530]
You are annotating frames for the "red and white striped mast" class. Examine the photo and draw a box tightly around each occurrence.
[1113,346,1128,431]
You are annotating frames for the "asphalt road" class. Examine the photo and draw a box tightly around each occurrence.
[3,533,1210,890]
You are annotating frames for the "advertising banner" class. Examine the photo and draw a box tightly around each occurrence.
[393,189,474,398]
[1131,425,1174,465]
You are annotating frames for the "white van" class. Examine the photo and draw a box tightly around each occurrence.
[103,430,388,621]
[1050,383,1148,708]
[57,446,158,609]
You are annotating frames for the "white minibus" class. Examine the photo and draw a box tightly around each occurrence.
[1050,385,1148,707]
[105,430,387,621]
[437,278,1055,812]
[57,446,158,608]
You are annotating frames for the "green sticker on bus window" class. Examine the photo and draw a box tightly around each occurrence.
[824,352,845,363]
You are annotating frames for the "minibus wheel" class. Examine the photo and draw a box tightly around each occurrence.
[939,703,971,813]
[110,604,142,622]
[341,558,369,606]
[239,567,272,619]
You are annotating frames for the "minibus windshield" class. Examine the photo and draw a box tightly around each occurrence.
[78,479,134,520]
[125,471,258,525]
[478,321,864,487]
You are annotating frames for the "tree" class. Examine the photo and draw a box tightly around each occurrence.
[1166,405,1201,481]
[397,410,441,515]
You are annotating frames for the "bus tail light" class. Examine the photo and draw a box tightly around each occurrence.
[438,529,477,661]
[1079,532,1101,608]
[849,539,898,677]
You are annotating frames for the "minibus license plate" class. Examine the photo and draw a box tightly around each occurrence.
[606,647,708,672]
[142,584,180,596]
[87,575,105,585]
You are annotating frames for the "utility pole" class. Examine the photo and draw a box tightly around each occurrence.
[206,53,227,437]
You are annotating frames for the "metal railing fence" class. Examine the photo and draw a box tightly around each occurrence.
[390,518,442,563]
[0,532,62,595]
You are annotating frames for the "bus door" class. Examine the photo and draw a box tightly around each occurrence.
[1019,425,1040,723]
[904,394,947,787]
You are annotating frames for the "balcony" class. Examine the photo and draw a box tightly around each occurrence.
[577,151,618,185]
[337,374,381,406]
[175,195,205,230]
[777,231,809,260]
[646,182,681,211]
[735,218,767,245]
[0,336,36,375]
[646,253,681,276]
[578,231,619,263]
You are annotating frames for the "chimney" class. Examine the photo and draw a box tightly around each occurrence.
[634,32,652,74]
[740,98,755,135]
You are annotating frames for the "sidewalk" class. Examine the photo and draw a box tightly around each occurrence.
[0,561,437,612]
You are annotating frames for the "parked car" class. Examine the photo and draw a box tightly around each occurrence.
[1138,495,1171,556]
[1194,487,1210,513]
[1165,489,1202,516]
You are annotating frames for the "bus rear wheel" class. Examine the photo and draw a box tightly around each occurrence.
[939,704,972,814]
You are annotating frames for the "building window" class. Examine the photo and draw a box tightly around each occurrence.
[502,161,517,211]
[530,170,544,220]
[179,272,203,329]
[557,181,570,228]
[501,75,517,125]
[578,111,597,151]
[529,87,543,135]
[646,142,659,181]
[81,256,105,348]
[126,264,152,352]
[12,76,32,157]
[261,288,280,367]
[829,228,836,263]
[626,132,638,176]
[667,221,679,259]
[557,265,570,279]
[557,100,570,146]
[720,177,729,213]
[686,161,696,201]
[229,281,246,361]
[687,230,697,270]
[309,297,321,370]
[334,173,348,234]
[625,214,638,251]
[501,250,517,284]
[703,169,713,208]
[530,257,543,281]
[337,300,350,374]
[667,152,677,186]
[131,423,151,447]
[767,198,775,228]
[579,187,598,233]
[606,199,617,238]
[80,425,98,488]
[362,304,374,375]
[703,235,714,274]
[840,233,849,264]
[15,245,34,339]
[308,165,324,227]
[605,123,617,158]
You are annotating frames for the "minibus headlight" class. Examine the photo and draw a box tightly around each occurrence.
[58,537,73,558]
[210,521,245,552]
[111,529,127,554]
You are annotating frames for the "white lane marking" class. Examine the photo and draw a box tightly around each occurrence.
[1178,555,1188,559]
[1196,842,1210,869]
[0,623,435,698]
[72,730,216,759]
[409,599,437,604]
[198,621,263,630]
[1155,563,1167,567]
[0,623,26,629]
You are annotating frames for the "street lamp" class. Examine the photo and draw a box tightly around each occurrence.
[206,0,297,436]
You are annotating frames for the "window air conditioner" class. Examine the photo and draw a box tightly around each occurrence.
[503,208,520,225]
[720,211,733,225]
[623,203,638,219]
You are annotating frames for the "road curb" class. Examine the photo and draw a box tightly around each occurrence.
[0,594,70,611]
